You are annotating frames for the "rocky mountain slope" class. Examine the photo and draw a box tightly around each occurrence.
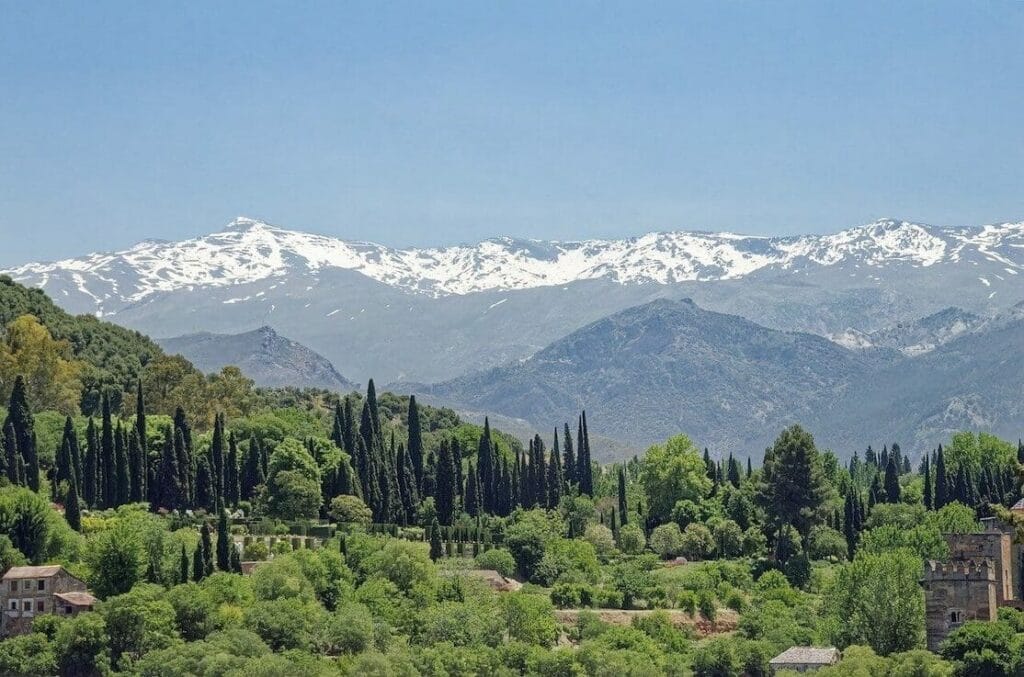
[158,326,353,391]
[420,298,1024,457]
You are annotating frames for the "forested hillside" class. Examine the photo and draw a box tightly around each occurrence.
[1,280,1023,676]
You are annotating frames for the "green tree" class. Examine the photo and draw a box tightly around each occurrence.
[940,620,1020,677]
[53,612,109,677]
[641,434,712,526]
[824,549,926,655]
[216,511,230,571]
[429,519,443,562]
[758,425,830,555]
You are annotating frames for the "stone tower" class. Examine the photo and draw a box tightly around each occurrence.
[921,559,997,652]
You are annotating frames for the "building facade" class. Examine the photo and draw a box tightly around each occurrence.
[1,565,96,636]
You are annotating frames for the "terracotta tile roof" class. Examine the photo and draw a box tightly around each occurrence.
[770,647,841,665]
[54,591,98,607]
[2,565,64,580]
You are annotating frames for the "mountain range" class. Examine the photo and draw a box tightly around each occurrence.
[5,216,1024,456]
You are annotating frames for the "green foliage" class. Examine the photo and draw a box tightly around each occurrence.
[504,509,561,580]
[649,522,684,559]
[641,434,712,525]
[824,549,925,655]
[474,547,517,577]
[940,620,1021,677]
[534,537,600,586]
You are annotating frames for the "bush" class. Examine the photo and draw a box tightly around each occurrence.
[551,582,595,609]
[617,524,646,555]
[534,538,600,586]
[594,587,624,609]
[676,590,698,615]
[649,523,684,559]
[692,637,738,676]
[697,590,717,622]
[474,548,517,578]
[583,524,617,561]
[680,523,716,560]
[243,540,269,561]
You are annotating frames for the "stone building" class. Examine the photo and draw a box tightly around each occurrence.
[1,565,96,636]
[922,517,1024,652]
[768,646,840,672]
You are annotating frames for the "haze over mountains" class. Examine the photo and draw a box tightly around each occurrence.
[5,216,1024,456]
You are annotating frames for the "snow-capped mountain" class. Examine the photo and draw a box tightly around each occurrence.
[6,216,1024,316]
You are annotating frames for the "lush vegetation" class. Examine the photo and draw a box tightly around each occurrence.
[2,279,1024,676]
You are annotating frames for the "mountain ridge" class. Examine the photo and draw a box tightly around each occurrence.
[7,216,1024,315]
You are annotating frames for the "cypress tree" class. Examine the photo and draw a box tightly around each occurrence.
[727,454,741,487]
[192,544,205,582]
[196,457,214,512]
[180,544,189,584]
[934,445,949,509]
[225,433,240,507]
[396,443,417,524]
[436,439,457,525]
[465,461,480,517]
[100,393,114,506]
[747,457,753,478]
[843,492,856,560]
[884,453,900,503]
[230,546,242,573]
[64,472,81,532]
[135,381,147,452]
[5,376,38,490]
[477,419,494,514]
[115,423,130,506]
[173,407,194,504]
[0,421,9,481]
[83,418,98,507]
[865,445,877,467]
[546,448,562,508]
[158,427,182,510]
[201,523,214,576]
[562,422,576,488]
[579,411,593,496]
[341,396,356,456]
[216,510,230,571]
[533,435,547,508]
[429,519,443,561]
[243,436,265,500]
[923,456,933,510]
[617,467,628,524]
[408,396,424,492]
[331,402,346,453]
[128,429,144,503]
[211,414,225,509]
[56,417,77,491]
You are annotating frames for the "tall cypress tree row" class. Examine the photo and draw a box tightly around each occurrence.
[934,445,949,509]
[618,467,628,524]
[341,396,356,457]
[196,457,215,512]
[435,439,457,526]
[101,392,114,507]
[408,396,424,492]
[357,402,376,501]
[533,435,547,508]
[242,436,265,500]
[331,402,346,454]
[200,523,214,576]
[5,375,38,491]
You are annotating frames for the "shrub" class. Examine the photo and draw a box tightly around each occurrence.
[474,548,516,578]
[617,524,646,555]
[649,523,684,559]
[680,523,716,560]
[551,582,595,609]
[697,590,717,622]
[583,524,617,561]
[676,590,698,615]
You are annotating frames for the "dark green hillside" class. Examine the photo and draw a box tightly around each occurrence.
[0,275,164,412]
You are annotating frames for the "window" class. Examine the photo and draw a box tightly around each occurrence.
[36,600,45,612]
[949,609,964,625]
[64,606,73,615]
[22,600,31,611]
[37,579,45,591]
[8,600,16,611]
[8,581,15,593]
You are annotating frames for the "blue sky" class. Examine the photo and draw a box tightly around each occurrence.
[1,2,1023,265]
